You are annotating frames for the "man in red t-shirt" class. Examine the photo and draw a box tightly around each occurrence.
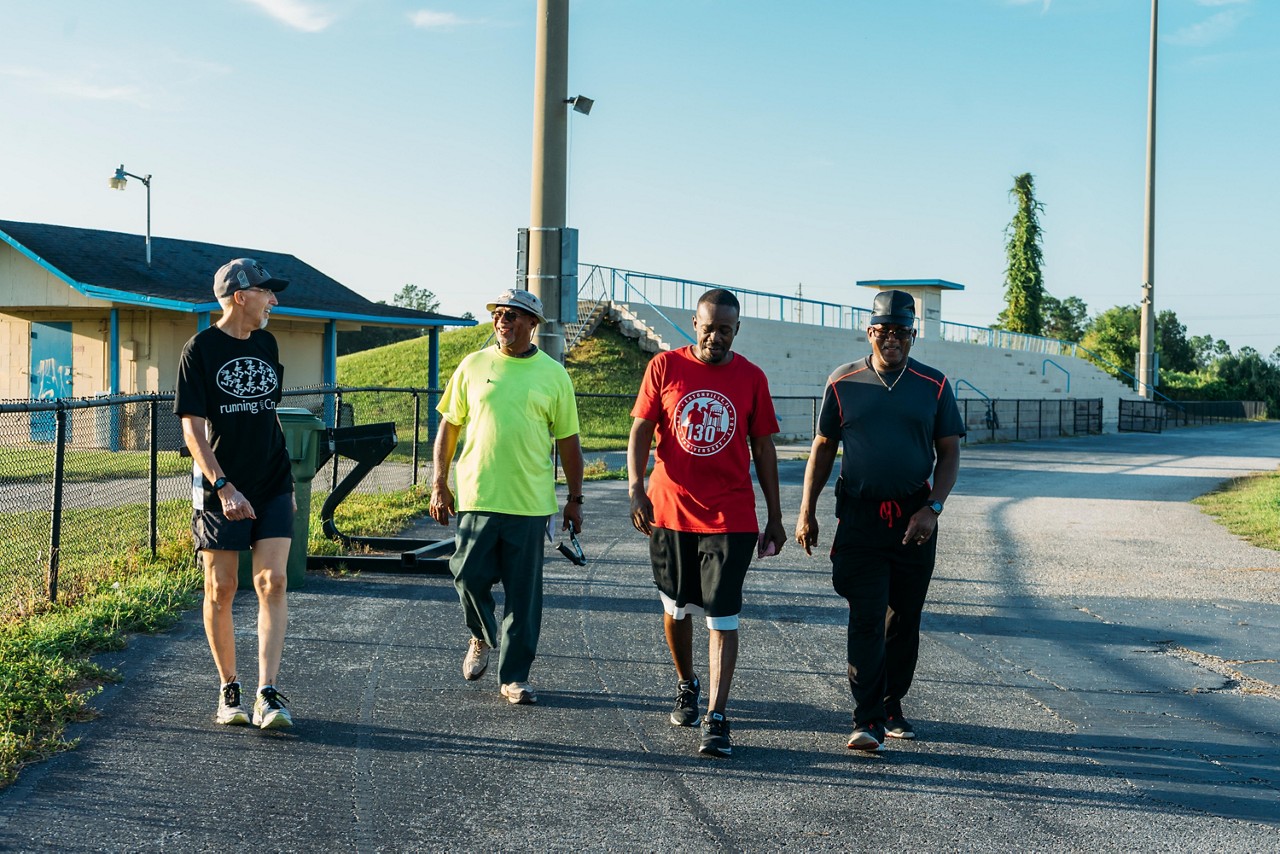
[628,289,786,758]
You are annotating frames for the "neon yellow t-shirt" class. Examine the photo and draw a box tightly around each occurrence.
[437,347,580,516]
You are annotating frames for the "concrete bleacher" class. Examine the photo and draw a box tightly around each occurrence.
[603,300,1144,436]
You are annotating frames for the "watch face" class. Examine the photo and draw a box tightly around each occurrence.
[930,501,943,514]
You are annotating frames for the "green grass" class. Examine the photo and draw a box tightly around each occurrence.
[0,538,201,786]
[1192,470,1280,552]
[0,447,188,485]
[0,485,439,787]
[335,320,650,453]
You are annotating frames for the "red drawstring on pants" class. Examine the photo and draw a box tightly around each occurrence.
[878,500,902,528]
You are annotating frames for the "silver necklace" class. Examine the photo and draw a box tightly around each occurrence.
[870,358,907,392]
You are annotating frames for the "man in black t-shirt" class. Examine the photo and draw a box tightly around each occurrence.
[175,258,296,730]
[795,290,964,752]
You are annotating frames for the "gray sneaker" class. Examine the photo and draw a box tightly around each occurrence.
[462,637,491,681]
[214,680,250,726]
[252,686,293,730]
[500,682,537,705]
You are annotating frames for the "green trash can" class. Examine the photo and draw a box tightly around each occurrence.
[237,407,328,591]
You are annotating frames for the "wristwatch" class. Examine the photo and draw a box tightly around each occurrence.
[567,494,585,504]
[212,477,229,492]
[927,500,944,515]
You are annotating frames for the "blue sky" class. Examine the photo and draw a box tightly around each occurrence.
[2,1,1276,357]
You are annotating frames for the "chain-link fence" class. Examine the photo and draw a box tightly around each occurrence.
[0,388,446,621]
[6,387,1263,619]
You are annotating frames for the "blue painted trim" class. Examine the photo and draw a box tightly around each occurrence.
[197,312,211,332]
[109,309,120,394]
[323,320,337,387]
[0,228,93,295]
[3,227,478,328]
[428,328,441,439]
[856,279,966,291]
[80,285,203,311]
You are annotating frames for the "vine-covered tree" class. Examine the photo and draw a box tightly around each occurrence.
[995,173,1046,335]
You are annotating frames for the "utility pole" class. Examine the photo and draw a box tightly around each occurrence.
[1137,0,1158,398]
[528,0,569,363]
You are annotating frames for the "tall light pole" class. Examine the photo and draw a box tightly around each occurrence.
[528,0,569,363]
[1137,0,1158,398]
[109,164,153,267]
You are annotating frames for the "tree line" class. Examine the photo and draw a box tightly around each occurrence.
[995,173,1279,414]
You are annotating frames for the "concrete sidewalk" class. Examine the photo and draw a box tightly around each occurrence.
[2,423,1278,851]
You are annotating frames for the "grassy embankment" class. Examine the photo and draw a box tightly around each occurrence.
[0,320,649,784]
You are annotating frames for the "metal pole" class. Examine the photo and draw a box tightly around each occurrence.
[145,177,152,267]
[48,406,67,603]
[149,398,159,557]
[528,0,569,364]
[1137,0,1158,399]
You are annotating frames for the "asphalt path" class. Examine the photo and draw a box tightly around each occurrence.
[1,423,1278,851]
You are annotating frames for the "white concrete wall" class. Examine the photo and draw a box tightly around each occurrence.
[619,301,1144,435]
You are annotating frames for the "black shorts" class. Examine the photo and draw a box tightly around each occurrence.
[649,527,756,629]
[193,491,295,552]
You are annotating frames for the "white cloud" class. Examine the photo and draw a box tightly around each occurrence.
[409,10,470,30]
[239,0,335,33]
[1194,0,1249,6]
[1006,0,1052,12]
[0,66,149,107]
[1166,9,1246,47]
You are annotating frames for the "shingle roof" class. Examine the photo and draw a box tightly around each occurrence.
[0,219,471,327]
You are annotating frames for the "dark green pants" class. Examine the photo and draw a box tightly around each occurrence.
[450,511,547,684]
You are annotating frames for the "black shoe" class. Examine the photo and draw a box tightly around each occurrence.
[699,712,733,758]
[670,677,701,727]
[885,701,915,739]
[847,720,886,752]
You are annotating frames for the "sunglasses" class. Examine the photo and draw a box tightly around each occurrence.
[869,326,914,341]
[547,520,587,566]
[492,309,530,323]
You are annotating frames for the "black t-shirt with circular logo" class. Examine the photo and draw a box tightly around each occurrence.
[174,326,293,510]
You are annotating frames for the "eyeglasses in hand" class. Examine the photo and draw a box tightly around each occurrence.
[556,521,586,566]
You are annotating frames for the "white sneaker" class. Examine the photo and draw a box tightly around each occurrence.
[463,637,491,681]
[252,686,293,730]
[500,682,537,705]
[215,681,250,726]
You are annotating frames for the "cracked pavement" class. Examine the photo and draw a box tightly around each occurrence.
[0,422,1277,851]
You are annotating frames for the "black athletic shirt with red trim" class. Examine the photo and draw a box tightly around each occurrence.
[817,356,965,500]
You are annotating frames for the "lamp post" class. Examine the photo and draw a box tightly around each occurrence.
[1137,0,1158,398]
[109,164,152,267]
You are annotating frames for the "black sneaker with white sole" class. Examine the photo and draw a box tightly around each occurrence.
[847,720,886,752]
[885,701,915,739]
[699,712,733,758]
[670,676,701,727]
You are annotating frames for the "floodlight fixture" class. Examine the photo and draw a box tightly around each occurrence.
[565,95,593,115]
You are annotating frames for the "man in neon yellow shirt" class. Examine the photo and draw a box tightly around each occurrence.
[429,289,584,705]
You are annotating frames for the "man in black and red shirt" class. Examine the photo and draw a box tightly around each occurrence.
[175,258,296,730]
[795,289,964,752]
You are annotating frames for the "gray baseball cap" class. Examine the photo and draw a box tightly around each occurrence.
[486,288,546,322]
[214,258,289,299]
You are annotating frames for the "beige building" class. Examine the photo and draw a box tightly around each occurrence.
[0,220,471,405]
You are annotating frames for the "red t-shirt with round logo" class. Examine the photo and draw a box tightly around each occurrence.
[632,346,780,533]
